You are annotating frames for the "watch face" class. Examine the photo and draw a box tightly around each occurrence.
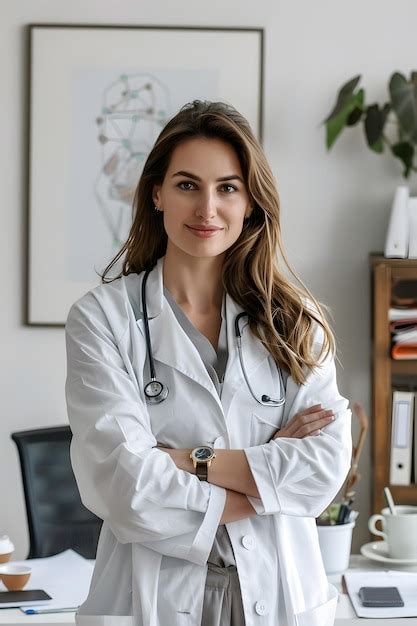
[195,447,212,460]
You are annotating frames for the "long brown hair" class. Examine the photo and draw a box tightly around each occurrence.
[102,100,335,384]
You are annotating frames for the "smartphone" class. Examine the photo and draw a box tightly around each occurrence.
[359,586,404,608]
[0,589,52,605]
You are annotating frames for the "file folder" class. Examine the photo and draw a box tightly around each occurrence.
[408,197,417,259]
[389,391,414,485]
[384,186,409,258]
[415,394,417,483]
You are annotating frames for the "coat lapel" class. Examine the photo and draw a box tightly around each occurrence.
[220,293,271,415]
[130,257,271,417]
[134,259,223,409]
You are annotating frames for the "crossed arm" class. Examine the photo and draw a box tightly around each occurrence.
[158,403,335,523]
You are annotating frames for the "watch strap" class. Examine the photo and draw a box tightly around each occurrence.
[196,462,208,481]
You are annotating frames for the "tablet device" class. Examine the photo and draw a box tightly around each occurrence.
[359,586,404,608]
[0,589,52,605]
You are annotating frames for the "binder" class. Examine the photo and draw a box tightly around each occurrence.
[384,186,409,258]
[415,395,417,483]
[409,197,417,259]
[389,390,414,485]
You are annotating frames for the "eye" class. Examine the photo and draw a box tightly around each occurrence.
[221,184,238,193]
[178,181,196,191]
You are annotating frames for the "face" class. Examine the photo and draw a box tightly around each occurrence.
[152,137,252,260]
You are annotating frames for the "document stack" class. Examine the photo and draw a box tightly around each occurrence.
[389,390,417,485]
[389,307,417,359]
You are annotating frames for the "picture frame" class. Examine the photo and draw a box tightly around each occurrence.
[26,24,264,326]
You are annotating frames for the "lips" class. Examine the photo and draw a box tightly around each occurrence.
[185,224,223,238]
[186,225,223,231]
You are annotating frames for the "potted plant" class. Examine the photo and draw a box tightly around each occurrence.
[323,71,417,178]
[316,403,368,575]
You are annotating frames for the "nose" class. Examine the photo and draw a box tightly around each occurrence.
[195,189,217,220]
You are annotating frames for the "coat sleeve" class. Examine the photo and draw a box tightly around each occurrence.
[65,294,226,566]
[244,325,352,518]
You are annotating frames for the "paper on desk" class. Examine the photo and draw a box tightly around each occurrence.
[0,549,93,611]
[344,569,417,618]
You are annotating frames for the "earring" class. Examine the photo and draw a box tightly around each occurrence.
[154,205,160,212]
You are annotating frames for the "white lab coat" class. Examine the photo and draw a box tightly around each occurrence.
[65,257,352,626]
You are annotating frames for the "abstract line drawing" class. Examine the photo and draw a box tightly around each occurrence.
[27,24,263,325]
[94,73,171,249]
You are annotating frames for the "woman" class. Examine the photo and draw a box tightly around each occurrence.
[66,100,352,626]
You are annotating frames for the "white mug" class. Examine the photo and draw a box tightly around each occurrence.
[368,506,417,559]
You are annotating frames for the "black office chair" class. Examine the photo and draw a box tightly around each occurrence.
[11,426,102,559]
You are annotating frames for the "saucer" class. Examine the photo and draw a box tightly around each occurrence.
[360,541,417,565]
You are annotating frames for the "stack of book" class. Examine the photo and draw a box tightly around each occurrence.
[390,308,417,359]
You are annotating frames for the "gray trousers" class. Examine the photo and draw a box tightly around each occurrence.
[201,563,245,626]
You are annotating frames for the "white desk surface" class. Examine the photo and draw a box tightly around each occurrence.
[1,555,416,625]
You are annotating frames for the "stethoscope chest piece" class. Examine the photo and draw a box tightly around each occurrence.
[144,379,169,405]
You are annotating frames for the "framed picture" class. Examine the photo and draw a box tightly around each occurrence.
[26,24,264,326]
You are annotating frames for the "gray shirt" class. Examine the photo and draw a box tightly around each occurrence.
[164,288,236,567]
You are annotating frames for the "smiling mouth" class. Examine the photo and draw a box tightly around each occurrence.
[185,225,223,237]
[186,225,223,231]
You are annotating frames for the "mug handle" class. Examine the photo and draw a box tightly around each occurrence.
[368,514,387,540]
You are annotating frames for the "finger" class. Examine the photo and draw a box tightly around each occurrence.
[285,406,326,435]
[293,414,335,438]
[279,407,331,438]
[288,409,333,436]
[297,404,323,417]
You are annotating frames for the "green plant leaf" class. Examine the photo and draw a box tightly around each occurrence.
[391,141,414,177]
[326,89,364,149]
[323,75,361,123]
[346,107,363,126]
[364,103,390,153]
[372,137,384,153]
[389,71,417,143]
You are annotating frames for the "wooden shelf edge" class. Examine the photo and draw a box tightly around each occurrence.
[391,360,417,375]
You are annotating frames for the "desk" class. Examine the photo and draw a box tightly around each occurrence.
[0,555,416,625]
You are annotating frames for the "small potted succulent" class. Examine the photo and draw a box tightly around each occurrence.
[323,71,417,178]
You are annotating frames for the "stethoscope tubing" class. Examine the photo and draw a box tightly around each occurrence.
[234,312,285,407]
[142,268,285,407]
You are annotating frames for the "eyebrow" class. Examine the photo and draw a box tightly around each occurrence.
[172,170,244,183]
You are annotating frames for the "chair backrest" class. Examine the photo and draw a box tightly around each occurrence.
[11,426,102,559]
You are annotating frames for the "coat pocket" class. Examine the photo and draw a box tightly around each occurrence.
[294,584,338,626]
[250,410,283,445]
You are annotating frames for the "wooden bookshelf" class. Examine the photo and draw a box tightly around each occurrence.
[370,255,417,514]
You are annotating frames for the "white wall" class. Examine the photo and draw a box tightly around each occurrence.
[2,0,416,559]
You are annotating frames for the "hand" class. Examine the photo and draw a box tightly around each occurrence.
[272,404,334,439]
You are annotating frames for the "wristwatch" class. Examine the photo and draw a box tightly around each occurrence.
[190,446,216,481]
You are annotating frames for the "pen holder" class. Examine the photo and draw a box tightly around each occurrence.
[317,520,356,575]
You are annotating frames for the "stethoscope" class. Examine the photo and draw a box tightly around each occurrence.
[142,268,286,407]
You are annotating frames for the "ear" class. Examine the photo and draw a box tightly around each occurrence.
[152,184,162,208]
[245,203,254,219]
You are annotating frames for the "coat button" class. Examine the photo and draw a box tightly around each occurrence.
[255,601,269,615]
[241,535,255,550]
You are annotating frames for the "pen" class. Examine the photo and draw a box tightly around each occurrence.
[337,504,351,524]
[24,607,76,614]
